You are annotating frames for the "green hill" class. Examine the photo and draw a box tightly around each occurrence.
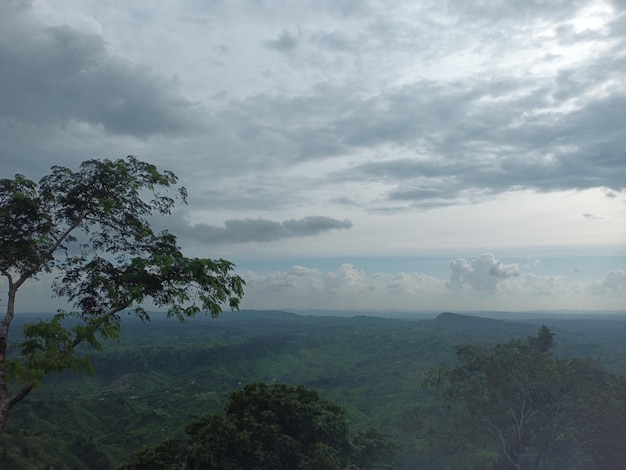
[3,310,625,469]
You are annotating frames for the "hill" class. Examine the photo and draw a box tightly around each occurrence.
[3,310,625,469]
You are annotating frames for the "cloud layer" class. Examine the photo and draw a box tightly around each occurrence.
[1,0,624,312]
[184,217,353,244]
[240,254,624,311]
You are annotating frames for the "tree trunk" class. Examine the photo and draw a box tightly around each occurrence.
[0,283,16,437]
[0,279,34,436]
[0,391,11,436]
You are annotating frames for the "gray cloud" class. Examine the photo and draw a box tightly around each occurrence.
[0,5,196,138]
[326,77,626,207]
[489,262,521,280]
[205,32,624,206]
[311,30,354,52]
[200,190,287,211]
[1,0,623,229]
[187,0,624,208]
[1,0,623,312]
[582,213,606,220]
[265,29,300,52]
[185,216,352,244]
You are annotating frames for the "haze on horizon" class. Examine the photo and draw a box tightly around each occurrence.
[1,0,625,313]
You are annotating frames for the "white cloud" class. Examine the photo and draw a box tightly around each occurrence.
[323,263,376,295]
[243,265,322,293]
[289,265,319,276]
[387,272,447,295]
[448,254,520,292]
[445,254,590,298]
[498,274,571,296]
[522,256,543,269]
[586,269,626,295]
[7,254,624,313]
[237,255,626,312]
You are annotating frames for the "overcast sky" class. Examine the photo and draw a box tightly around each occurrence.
[2,0,625,313]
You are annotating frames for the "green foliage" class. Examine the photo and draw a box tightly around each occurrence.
[120,382,399,470]
[121,439,186,470]
[529,324,554,353]
[351,428,400,470]
[0,157,244,434]
[6,311,97,386]
[3,312,626,468]
[70,436,111,470]
[424,326,626,469]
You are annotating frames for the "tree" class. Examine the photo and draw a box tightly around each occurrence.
[423,327,626,470]
[0,157,245,435]
[120,382,399,470]
[351,428,400,470]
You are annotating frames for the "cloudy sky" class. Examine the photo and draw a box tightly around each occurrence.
[2,0,625,313]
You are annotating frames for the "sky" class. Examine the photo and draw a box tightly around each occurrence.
[1,0,625,314]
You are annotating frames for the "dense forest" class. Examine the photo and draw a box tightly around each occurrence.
[2,310,626,469]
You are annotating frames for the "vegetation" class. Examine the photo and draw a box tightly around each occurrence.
[2,158,624,469]
[2,311,625,469]
[0,157,244,434]
[424,326,626,469]
[120,382,399,469]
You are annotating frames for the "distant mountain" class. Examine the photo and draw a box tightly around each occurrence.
[220,309,302,321]
[432,311,520,329]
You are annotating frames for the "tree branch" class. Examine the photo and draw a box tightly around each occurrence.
[484,418,522,470]
[14,218,84,291]
[7,382,33,408]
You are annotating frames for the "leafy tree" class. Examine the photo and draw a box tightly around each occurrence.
[0,157,245,434]
[528,325,554,353]
[351,428,400,470]
[120,382,399,469]
[71,436,111,470]
[122,438,186,470]
[424,327,626,470]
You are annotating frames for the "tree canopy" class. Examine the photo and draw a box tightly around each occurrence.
[423,327,626,470]
[0,157,245,434]
[120,382,399,470]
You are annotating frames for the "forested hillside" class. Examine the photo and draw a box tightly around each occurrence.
[2,310,625,469]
